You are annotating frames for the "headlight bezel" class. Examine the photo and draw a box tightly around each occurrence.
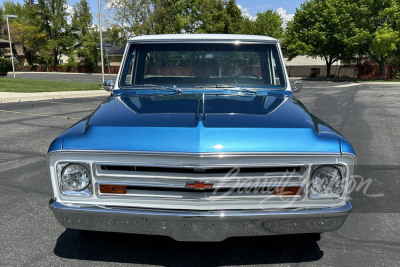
[309,164,346,200]
[57,162,93,196]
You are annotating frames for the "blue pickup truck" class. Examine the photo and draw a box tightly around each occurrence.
[48,34,356,242]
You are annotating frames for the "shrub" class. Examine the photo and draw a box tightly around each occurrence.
[392,70,400,80]
[0,58,12,77]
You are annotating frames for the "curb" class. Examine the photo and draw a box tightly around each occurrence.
[0,90,110,104]
[12,72,118,76]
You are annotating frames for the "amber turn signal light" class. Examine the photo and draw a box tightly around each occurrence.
[274,186,302,196]
[99,184,127,194]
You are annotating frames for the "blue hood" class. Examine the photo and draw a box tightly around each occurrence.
[50,93,351,154]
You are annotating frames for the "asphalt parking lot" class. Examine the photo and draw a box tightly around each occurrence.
[0,80,399,266]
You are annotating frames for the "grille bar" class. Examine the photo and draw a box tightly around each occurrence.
[126,185,276,193]
[100,165,302,174]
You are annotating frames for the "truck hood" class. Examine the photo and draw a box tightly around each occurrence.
[56,93,343,153]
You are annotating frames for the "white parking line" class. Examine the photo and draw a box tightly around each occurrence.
[0,109,80,119]
[333,83,361,88]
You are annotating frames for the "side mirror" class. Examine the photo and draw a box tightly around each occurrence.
[292,80,303,93]
[102,80,114,92]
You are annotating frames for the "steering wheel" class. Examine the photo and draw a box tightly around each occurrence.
[234,72,261,80]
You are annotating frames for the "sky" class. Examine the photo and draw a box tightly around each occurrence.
[2,0,304,26]
[236,0,302,18]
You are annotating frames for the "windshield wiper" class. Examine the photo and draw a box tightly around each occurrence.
[144,84,182,94]
[215,84,259,95]
[127,84,182,94]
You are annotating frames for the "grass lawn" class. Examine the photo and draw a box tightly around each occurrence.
[0,78,101,92]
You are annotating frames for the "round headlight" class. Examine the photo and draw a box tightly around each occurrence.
[311,166,343,196]
[61,164,90,191]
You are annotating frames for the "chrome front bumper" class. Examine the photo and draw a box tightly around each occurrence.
[50,200,352,242]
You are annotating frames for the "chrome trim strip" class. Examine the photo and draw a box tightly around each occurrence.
[114,42,130,90]
[48,150,342,157]
[276,42,291,92]
[51,200,351,218]
[95,182,305,189]
[128,40,279,44]
[94,162,307,168]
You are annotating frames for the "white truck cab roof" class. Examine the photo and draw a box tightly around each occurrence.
[128,34,278,43]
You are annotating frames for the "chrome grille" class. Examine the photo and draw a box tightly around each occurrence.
[94,163,307,200]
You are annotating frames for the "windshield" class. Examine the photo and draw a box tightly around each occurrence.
[120,43,286,90]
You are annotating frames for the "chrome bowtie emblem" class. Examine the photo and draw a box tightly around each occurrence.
[186,182,213,190]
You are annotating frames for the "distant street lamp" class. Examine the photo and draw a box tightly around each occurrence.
[98,0,105,83]
[5,14,17,79]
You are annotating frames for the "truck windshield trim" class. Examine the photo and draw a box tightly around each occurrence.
[119,43,286,90]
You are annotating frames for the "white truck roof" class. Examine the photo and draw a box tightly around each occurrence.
[128,34,277,43]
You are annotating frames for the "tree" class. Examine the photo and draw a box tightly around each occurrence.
[252,10,284,38]
[159,0,248,34]
[283,0,356,77]
[105,0,217,35]
[9,21,47,65]
[351,0,400,79]
[77,28,99,72]
[71,0,93,37]
[2,1,26,19]
[106,0,277,35]
[197,0,249,34]
[224,0,246,33]
[69,0,97,69]
[105,0,152,36]
[2,1,25,40]
[194,0,230,33]
[24,0,73,66]
[0,8,6,41]
[148,0,196,34]
[103,26,128,46]
[3,0,76,66]
[371,23,399,79]
[3,2,47,65]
